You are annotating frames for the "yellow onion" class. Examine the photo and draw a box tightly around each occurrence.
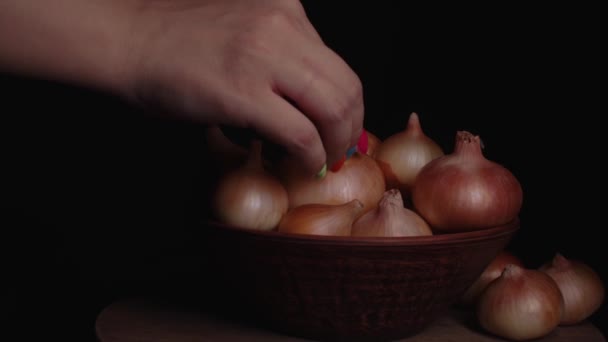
[460,250,523,306]
[278,199,364,236]
[540,253,605,325]
[375,112,444,197]
[476,264,564,341]
[279,152,385,216]
[412,131,523,232]
[212,141,288,231]
[352,189,432,237]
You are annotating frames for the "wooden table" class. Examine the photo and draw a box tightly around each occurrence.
[96,297,605,342]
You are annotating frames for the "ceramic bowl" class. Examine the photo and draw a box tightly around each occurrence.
[198,218,519,341]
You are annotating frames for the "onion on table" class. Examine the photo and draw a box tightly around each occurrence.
[540,253,605,325]
[476,264,564,341]
[460,250,524,306]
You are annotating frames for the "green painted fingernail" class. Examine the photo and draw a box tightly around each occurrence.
[316,164,327,179]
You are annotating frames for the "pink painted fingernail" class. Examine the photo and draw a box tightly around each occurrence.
[357,130,368,155]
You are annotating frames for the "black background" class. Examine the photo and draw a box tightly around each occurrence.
[2,1,606,340]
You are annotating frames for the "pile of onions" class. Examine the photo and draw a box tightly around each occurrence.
[374,112,444,198]
[352,189,432,237]
[472,253,605,340]
[476,264,564,341]
[207,119,529,238]
[211,140,288,231]
[460,250,523,306]
[540,253,605,325]
[412,131,523,232]
[203,116,606,340]
[279,152,385,216]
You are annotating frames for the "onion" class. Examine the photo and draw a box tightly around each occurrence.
[365,130,381,158]
[460,250,523,306]
[352,189,432,237]
[374,112,444,198]
[212,140,288,231]
[278,199,364,236]
[412,131,523,232]
[279,152,385,216]
[476,264,564,341]
[540,253,605,325]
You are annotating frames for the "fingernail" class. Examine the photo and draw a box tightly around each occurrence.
[316,163,327,179]
[330,155,346,172]
[357,130,368,154]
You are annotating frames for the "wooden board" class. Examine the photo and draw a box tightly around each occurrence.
[96,297,605,342]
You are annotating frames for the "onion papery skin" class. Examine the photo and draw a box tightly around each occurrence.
[460,250,523,306]
[280,152,385,216]
[351,189,432,237]
[412,131,523,232]
[278,199,364,236]
[375,112,444,198]
[212,141,288,231]
[476,264,564,341]
[540,253,606,325]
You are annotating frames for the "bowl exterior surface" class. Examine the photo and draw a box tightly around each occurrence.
[201,221,519,341]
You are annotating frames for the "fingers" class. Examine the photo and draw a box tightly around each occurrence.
[242,91,327,176]
[139,0,364,177]
[272,42,365,169]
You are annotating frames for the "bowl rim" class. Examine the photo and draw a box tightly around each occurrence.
[202,217,520,247]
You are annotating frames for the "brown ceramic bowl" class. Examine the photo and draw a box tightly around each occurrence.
[199,218,519,341]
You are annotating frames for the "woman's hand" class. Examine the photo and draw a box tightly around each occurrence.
[126,0,363,175]
[0,0,364,175]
